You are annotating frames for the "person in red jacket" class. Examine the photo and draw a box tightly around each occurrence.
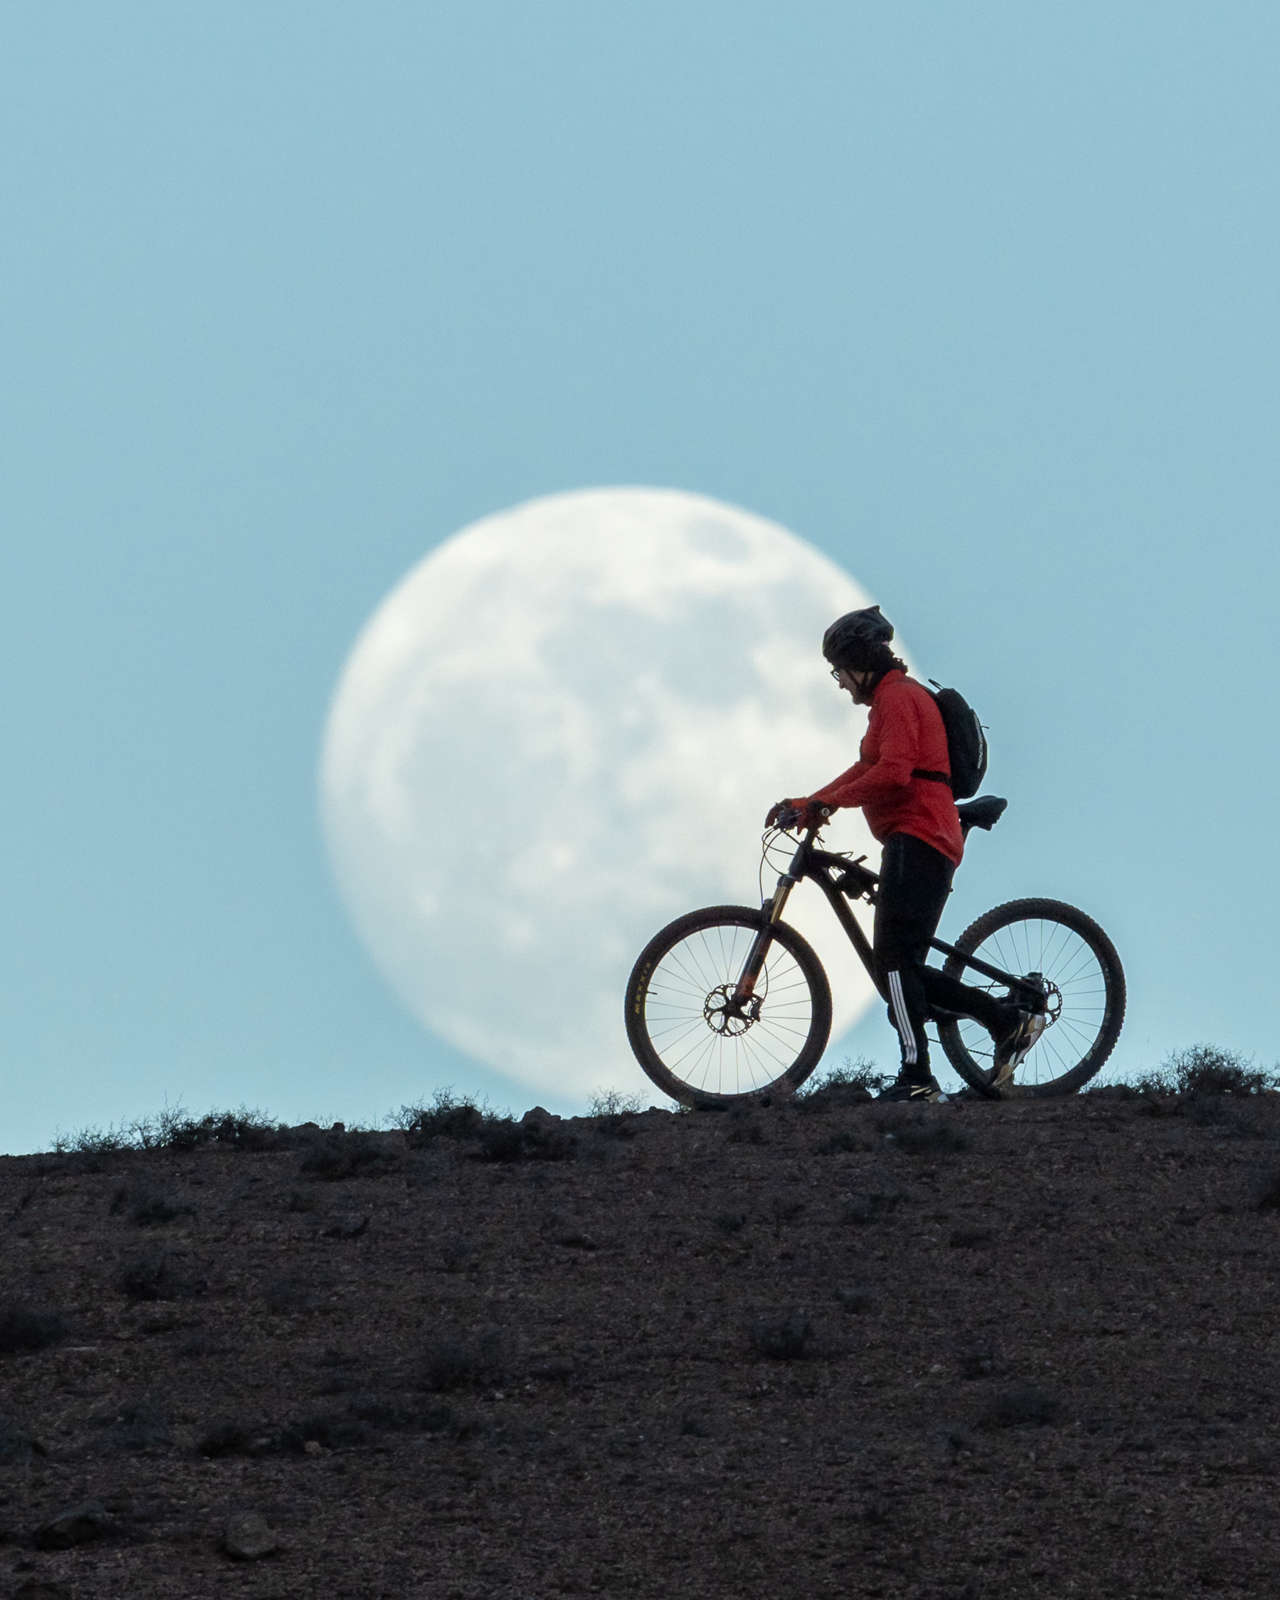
[766,606,1042,1102]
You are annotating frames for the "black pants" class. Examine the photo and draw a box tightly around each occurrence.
[874,832,1009,1080]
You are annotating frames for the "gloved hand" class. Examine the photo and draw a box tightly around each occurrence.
[765,798,829,831]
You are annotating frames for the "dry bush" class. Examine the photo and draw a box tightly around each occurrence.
[977,1384,1062,1430]
[1118,1044,1280,1099]
[0,1303,68,1356]
[116,1247,189,1303]
[471,1120,577,1164]
[393,1090,505,1143]
[882,1114,970,1156]
[749,1309,816,1361]
[796,1058,889,1109]
[299,1131,401,1181]
[419,1329,505,1393]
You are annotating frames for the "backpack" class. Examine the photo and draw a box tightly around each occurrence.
[913,680,988,800]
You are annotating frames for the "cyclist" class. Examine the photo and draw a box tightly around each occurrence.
[765,606,1043,1102]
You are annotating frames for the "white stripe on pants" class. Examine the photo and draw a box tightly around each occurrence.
[887,969,917,1068]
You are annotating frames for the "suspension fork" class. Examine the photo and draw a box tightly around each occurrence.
[732,846,806,1003]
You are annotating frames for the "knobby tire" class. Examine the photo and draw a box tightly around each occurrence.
[625,905,832,1109]
[936,897,1126,1098]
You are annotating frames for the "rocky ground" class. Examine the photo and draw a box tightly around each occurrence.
[1,1085,1279,1600]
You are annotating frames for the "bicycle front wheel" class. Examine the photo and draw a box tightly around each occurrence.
[937,897,1126,1098]
[625,905,832,1109]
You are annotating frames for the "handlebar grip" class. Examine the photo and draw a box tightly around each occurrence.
[776,804,830,832]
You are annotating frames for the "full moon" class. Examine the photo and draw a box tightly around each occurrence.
[319,487,892,1107]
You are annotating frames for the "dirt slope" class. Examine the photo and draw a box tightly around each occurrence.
[1,1090,1278,1599]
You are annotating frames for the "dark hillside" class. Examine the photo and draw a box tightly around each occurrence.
[2,1091,1278,1598]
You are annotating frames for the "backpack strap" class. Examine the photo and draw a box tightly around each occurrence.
[912,768,952,787]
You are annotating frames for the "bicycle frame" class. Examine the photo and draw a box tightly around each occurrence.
[731,825,1045,1013]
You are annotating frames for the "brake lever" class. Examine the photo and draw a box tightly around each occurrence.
[787,804,832,834]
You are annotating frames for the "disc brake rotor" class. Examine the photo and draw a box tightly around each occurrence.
[704,985,762,1037]
[1042,979,1063,1026]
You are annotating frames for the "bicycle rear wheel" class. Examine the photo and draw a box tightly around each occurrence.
[937,897,1125,1098]
[625,905,832,1109]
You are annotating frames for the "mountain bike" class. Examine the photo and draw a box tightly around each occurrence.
[624,797,1125,1108]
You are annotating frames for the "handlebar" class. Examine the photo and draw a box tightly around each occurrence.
[773,796,1008,838]
[772,803,832,833]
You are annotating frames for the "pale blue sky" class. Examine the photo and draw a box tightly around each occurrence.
[4,3,1278,1152]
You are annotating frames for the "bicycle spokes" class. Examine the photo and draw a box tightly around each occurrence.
[937,899,1125,1098]
[625,908,832,1104]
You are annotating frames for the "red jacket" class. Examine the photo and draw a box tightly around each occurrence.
[810,670,965,865]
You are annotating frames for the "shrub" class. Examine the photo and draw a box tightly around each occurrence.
[299,1131,400,1181]
[1119,1045,1280,1100]
[197,1421,259,1458]
[326,1207,376,1234]
[419,1330,505,1393]
[160,1107,287,1151]
[55,1104,287,1157]
[1164,1045,1278,1097]
[338,1393,466,1434]
[469,1119,576,1164]
[954,1344,998,1381]
[977,1384,1062,1429]
[841,1190,903,1226]
[123,1187,194,1227]
[177,1332,220,1359]
[589,1090,648,1141]
[393,1089,505,1143]
[770,1196,805,1228]
[1255,1169,1280,1213]
[0,1417,42,1463]
[264,1275,315,1315]
[818,1127,873,1154]
[339,1394,403,1428]
[586,1088,643,1117]
[439,1238,475,1273]
[797,1058,889,1108]
[52,1124,128,1158]
[117,1248,182,1303]
[749,1309,816,1361]
[882,1114,970,1155]
[833,1286,874,1314]
[1081,1080,1141,1099]
[279,1412,375,1452]
[949,1226,994,1249]
[0,1303,68,1356]
[467,1121,528,1163]
[92,1398,173,1453]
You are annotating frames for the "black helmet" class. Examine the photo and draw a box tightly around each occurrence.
[822,605,894,670]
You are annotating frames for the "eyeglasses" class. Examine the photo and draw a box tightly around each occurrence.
[830,667,845,683]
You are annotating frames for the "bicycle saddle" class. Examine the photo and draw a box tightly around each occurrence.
[956,795,1008,834]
